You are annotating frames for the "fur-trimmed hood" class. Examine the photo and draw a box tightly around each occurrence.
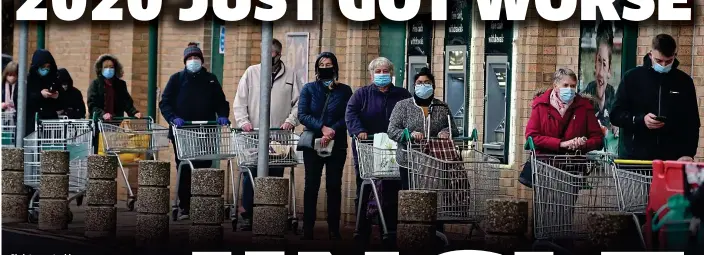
[533,87,599,109]
[94,54,124,79]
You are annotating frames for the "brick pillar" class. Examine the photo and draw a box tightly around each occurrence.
[586,211,641,251]
[85,155,118,238]
[38,151,70,230]
[252,177,289,245]
[189,168,225,249]
[2,148,27,223]
[397,190,438,253]
[483,199,529,253]
[135,161,170,247]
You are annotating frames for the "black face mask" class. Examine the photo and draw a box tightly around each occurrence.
[272,56,281,65]
[318,67,335,80]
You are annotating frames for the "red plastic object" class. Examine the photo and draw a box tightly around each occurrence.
[644,160,704,250]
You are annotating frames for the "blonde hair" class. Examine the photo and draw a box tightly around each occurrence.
[552,67,578,85]
[368,57,395,76]
[2,61,18,83]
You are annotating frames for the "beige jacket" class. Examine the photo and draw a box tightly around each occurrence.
[233,63,302,128]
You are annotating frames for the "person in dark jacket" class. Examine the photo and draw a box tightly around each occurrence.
[57,68,86,119]
[345,56,411,243]
[519,68,604,187]
[159,42,230,220]
[611,34,700,161]
[87,54,142,120]
[298,52,353,240]
[25,49,62,135]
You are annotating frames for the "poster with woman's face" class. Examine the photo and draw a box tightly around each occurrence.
[579,19,624,155]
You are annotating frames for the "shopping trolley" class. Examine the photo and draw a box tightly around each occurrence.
[611,159,653,213]
[2,111,16,147]
[400,128,501,246]
[97,116,170,211]
[232,128,301,233]
[171,120,237,221]
[525,137,629,253]
[352,134,400,240]
[23,114,94,223]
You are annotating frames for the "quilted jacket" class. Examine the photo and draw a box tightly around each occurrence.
[298,80,353,150]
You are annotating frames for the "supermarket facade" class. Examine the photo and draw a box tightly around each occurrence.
[3,0,704,231]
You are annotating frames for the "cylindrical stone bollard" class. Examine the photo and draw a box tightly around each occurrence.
[85,155,118,238]
[189,168,224,249]
[252,177,289,245]
[2,148,28,223]
[397,190,438,252]
[38,151,70,230]
[135,161,170,247]
[586,211,641,251]
[483,199,529,253]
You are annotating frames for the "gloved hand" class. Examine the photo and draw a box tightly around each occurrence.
[173,118,185,128]
[217,117,230,126]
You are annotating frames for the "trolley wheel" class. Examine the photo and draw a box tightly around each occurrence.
[28,209,39,223]
[126,198,136,211]
[172,208,179,221]
[67,209,74,224]
[231,218,238,232]
[76,195,84,206]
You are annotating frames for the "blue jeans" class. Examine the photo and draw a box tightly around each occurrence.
[241,167,285,219]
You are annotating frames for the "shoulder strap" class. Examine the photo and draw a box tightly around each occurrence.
[320,89,331,120]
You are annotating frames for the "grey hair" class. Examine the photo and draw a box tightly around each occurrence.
[552,67,577,84]
[368,57,395,76]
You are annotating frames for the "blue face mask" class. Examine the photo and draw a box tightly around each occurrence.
[102,68,115,79]
[323,80,333,87]
[186,60,202,73]
[38,68,50,77]
[653,62,673,74]
[373,74,392,87]
[414,84,434,99]
[558,87,576,103]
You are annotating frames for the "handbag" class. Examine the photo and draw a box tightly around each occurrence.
[297,92,331,151]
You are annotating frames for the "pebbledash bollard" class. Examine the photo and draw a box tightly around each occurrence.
[483,199,529,253]
[189,168,225,249]
[397,190,438,252]
[252,177,289,246]
[85,155,118,238]
[135,160,171,247]
[2,148,28,223]
[38,151,70,230]
[586,211,641,251]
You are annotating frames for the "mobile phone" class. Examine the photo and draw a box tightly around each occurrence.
[654,116,667,122]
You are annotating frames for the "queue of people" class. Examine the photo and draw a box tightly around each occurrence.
[2,33,700,247]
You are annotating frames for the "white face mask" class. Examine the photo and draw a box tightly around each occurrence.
[186,59,202,73]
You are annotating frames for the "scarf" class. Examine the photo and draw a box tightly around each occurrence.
[104,79,115,115]
[550,89,571,117]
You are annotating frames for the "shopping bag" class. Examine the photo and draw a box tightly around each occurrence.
[422,138,470,206]
[372,133,397,176]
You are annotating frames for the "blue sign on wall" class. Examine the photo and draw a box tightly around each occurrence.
[219,26,226,54]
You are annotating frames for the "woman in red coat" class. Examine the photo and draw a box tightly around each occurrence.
[519,67,604,187]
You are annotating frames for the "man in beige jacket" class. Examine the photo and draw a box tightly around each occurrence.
[232,38,302,231]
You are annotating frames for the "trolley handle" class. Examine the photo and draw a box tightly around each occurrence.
[185,121,218,125]
[613,159,653,165]
[524,137,536,151]
[400,129,474,142]
[232,127,285,132]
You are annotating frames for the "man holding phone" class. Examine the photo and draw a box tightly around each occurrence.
[611,34,700,161]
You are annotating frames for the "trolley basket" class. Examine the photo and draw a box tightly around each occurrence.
[233,128,299,167]
[356,134,399,179]
[2,111,16,147]
[98,117,170,154]
[173,121,236,161]
[611,159,653,214]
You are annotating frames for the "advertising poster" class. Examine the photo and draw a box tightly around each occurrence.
[579,20,624,155]
[285,32,310,86]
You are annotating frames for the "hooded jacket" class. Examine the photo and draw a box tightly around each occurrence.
[87,54,139,119]
[57,68,86,119]
[159,67,230,138]
[525,88,604,155]
[610,55,700,160]
[25,49,61,134]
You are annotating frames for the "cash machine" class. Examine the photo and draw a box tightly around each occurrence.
[483,55,508,161]
[444,46,468,135]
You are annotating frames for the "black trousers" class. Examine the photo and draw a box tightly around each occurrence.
[171,139,212,212]
[302,149,347,232]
